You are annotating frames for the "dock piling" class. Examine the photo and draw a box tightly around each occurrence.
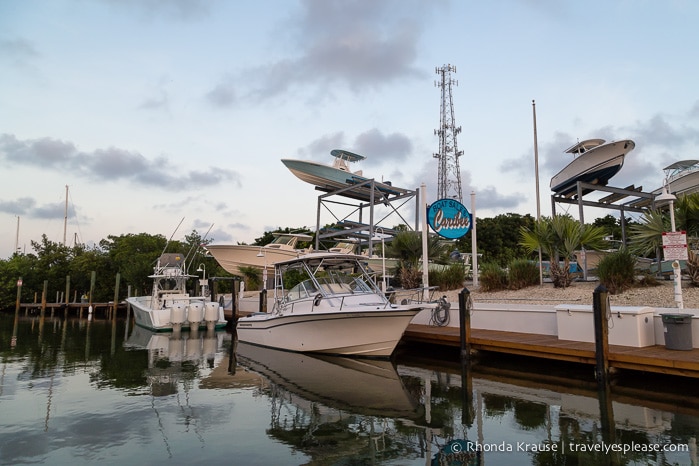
[458,288,472,360]
[593,284,611,385]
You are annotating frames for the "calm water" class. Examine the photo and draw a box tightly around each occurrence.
[1,310,698,465]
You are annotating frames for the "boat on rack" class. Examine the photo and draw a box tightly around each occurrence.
[282,149,400,196]
[235,252,426,357]
[126,253,227,332]
[205,232,312,277]
[550,138,635,197]
[652,160,699,197]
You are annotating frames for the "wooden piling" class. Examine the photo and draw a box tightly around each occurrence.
[458,288,472,360]
[112,273,120,320]
[260,289,267,313]
[593,284,610,385]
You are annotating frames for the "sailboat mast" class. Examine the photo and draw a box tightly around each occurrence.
[63,185,68,246]
[15,215,20,253]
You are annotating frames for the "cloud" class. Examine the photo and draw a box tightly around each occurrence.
[209,0,433,104]
[0,197,36,215]
[353,129,412,167]
[0,38,39,64]
[297,132,346,159]
[205,77,238,108]
[101,0,212,21]
[0,134,241,190]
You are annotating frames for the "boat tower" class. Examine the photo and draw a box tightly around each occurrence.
[434,64,463,202]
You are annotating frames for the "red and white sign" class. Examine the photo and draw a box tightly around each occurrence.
[662,231,688,261]
[16,279,22,287]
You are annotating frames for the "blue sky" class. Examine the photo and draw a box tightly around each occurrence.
[1,0,698,258]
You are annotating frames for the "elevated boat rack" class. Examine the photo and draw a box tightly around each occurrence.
[551,181,660,253]
[313,178,419,256]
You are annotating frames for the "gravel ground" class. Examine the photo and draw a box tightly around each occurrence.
[441,279,699,309]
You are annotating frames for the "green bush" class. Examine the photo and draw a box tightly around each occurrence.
[479,262,508,292]
[507,259,539,290]
[429,263,466,291]
[597,248,636,294]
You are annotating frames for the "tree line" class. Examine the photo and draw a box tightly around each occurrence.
[0,209,676,310]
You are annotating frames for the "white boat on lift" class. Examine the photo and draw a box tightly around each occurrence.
[235,252,426,358]
[205,232,313,277]
[126,253,227,332]
[550,138,635,197]
[282,149,401,196]
[653,160,699,198]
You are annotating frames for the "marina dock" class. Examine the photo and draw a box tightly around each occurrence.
[403,324,699,379]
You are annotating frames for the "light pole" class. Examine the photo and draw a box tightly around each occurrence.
[256,248,268,290]
[196,263,209,299]
[375,227,387,293]
[656,183,683,309]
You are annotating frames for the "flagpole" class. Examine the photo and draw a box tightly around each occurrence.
[532,100,543,286]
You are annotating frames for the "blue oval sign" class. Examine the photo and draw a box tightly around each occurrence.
[427,198,472,239]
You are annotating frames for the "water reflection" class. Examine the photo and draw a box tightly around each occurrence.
[1,312,698,465]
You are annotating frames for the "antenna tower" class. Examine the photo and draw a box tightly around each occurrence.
[433,64,463,201]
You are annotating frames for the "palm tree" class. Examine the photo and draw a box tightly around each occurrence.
[519,215,608,288]
[629,192,699,285]
[385,231,451,289]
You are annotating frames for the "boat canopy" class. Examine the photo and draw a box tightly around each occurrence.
[564,139,606,155]
[330,149,366,163]
[663,160,699,172]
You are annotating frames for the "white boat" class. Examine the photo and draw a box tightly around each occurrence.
[205,232,312,276]
[550,138,635,197]
[235,252,426,357]
[653,160,699,197]
[282,149,400,195]
[126,253,227,332]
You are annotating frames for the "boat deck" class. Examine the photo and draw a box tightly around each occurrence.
[403,324,699,378]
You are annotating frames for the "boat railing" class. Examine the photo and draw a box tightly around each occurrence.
[386,286,440,305]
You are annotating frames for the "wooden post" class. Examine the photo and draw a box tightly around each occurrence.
[65,274,70,305]
[89,271,96,308]
[15,277,22,314]
[458,288,472,360]
[593,284,610,385]
[112,272,120,320]
[41,280,48,318]
[231,278,238,322]
[259,289,267,313]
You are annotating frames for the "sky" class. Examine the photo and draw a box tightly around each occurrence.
[1,0,699,258]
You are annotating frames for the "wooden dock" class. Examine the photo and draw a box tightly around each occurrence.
[403,324,699,379]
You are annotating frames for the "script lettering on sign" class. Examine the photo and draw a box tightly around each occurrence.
[427,198,472,239]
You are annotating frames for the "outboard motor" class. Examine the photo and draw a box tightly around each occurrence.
[204,302,219,331]
[170,303,187,333]
[187,302,204,331]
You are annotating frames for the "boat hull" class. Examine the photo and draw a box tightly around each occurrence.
[236,308,421,357]
[127,296,227,332]
[550,139,635,196]
[205,244,300,276]
[282,159,397,193]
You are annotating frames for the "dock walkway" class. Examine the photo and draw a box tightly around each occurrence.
[403,324,699,379]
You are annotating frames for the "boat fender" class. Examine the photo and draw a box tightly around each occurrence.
[313,294,322,307]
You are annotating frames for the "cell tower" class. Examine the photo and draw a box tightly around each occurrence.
[433,64,463,201]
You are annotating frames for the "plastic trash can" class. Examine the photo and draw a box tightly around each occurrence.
[661,313,693,350]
